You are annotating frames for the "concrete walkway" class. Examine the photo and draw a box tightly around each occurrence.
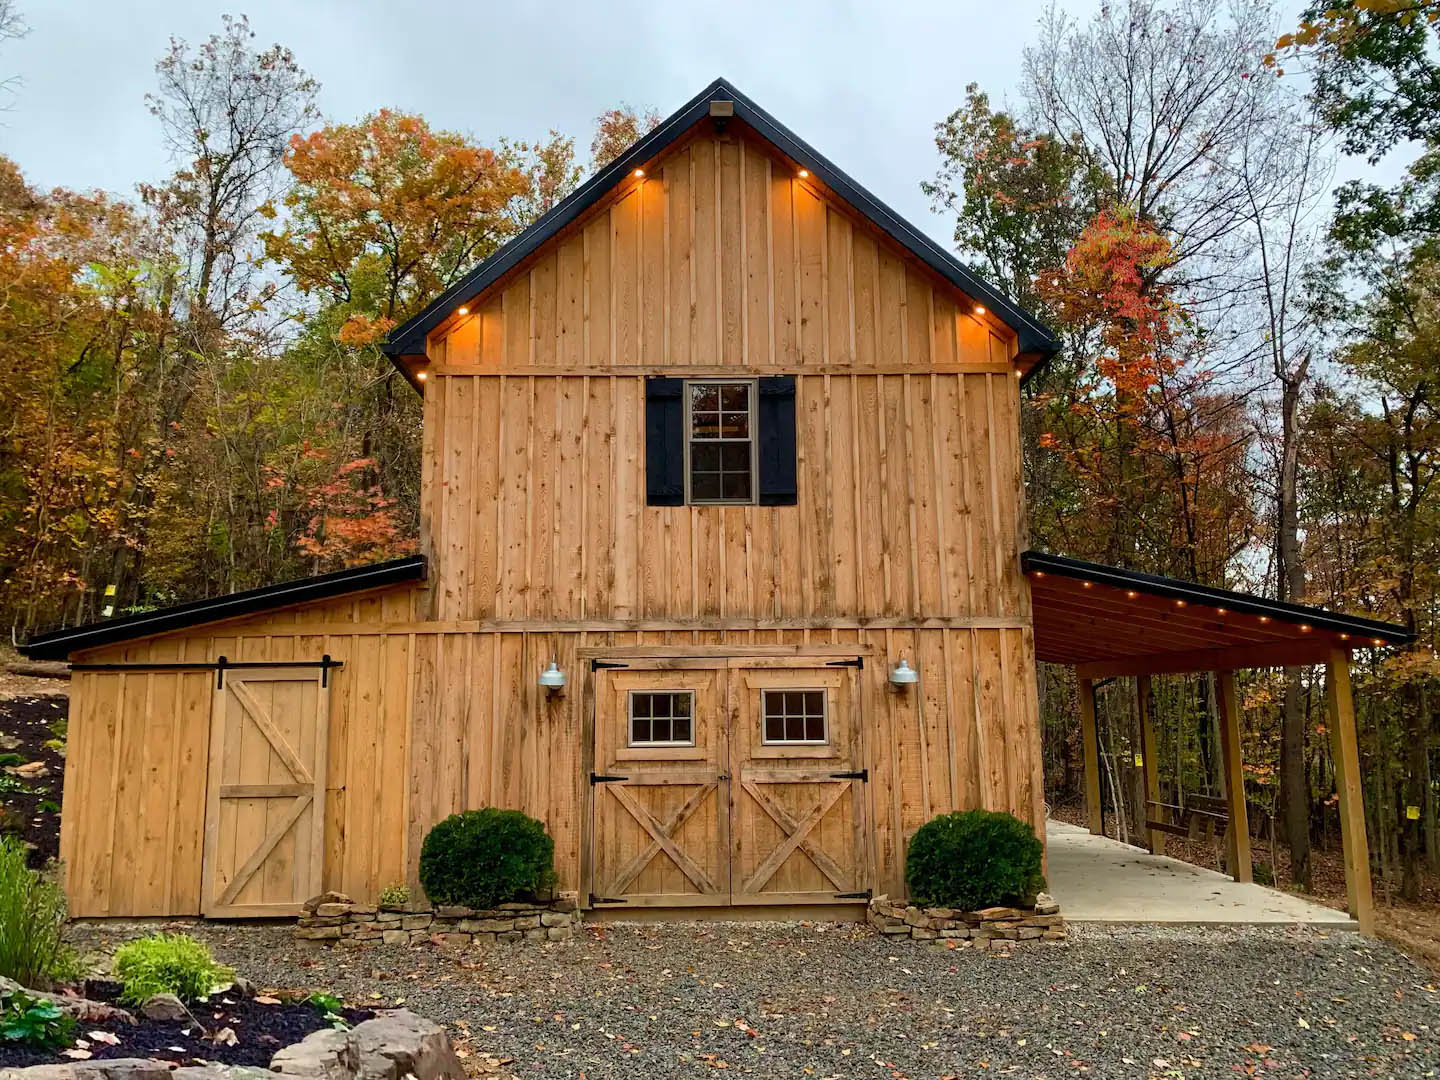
[1046,819,1357,928]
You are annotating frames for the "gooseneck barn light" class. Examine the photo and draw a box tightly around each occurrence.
[539,661,567,692]
[889,658,919,687]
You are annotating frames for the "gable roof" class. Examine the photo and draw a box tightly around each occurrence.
[21,555,427,661]
[383,77,1058,377]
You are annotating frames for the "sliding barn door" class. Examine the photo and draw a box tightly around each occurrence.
[202,667,330,917]
[590,664,730,907]
[729,662,870,906]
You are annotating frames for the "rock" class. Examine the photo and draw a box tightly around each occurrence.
[0,977,134,1026]
[458,917,514,933]
[171,1068,274,1080]
[303,891,353,914]
[355,1010,465,1080]
[1033,892,1060,916]
[70,1059,174,1080]
[975,906,1025,921]
[294,926,342,940]
[496,931,522,944]
[546,925,573,942]
[381,930,409,946]
[879,922,910,935]
[270,1026,354,1080]
[435,906,473,919]
[400,914,433,931]
[139,993,188,1022]
[552,892,580,913]
[512,916,540,931]
[315,903,353,917]
[540,911,571,927]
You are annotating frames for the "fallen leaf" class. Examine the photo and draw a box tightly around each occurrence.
[254,995,282,1005]
[87,1031,121,1046]
[213,1027,239,1046]
[61,1049,92,1060]
[1297,1017,1310,1030]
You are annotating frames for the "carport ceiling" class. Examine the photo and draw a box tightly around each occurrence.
[1022,552,1412,678]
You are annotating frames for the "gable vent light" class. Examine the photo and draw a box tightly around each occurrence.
[889,658,919,687]
[539,661,567,693]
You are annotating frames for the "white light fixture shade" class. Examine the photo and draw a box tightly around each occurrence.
[538,661,567,690]
[889,658,919,686]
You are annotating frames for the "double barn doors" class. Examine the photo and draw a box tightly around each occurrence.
[590,657,871,908]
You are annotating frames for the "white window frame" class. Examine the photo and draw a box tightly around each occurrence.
[683,378,758,506]
[761,688,830,746]
[627,689,698,748]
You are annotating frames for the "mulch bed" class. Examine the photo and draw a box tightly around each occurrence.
[0,692,67,867]
[0,982,373,1069]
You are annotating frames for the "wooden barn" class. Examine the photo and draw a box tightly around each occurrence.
[24,79,1409,930]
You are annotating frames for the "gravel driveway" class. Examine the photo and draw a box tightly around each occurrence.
[74,920,1437,1078]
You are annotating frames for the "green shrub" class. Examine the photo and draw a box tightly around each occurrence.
[0,836,78,990]
[905,810,1045,911]
[0,990,75,1049]
[113,933,232,1004]
[378,881,410,906]
[419,809,555,910]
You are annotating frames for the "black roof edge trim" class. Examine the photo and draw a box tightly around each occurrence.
[1022,550,1413,645]
[22,555,428,661]
[383,76,1058,376]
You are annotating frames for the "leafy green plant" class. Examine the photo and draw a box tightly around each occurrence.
[113,933,233,1004]
[0,990,76,1049]
[419,809,555,910]
[36,802,59,815]
[0,777,34,795]
[0,835,79,990]
[303,991,349,1029]
[905,810,1045,911]
[0,755,22,769]
[378,881,410,906]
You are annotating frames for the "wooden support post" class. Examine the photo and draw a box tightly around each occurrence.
[1078,675,1102,835]
[1325,649,1374,935]
[1137,674,1163,856]
[1215,669,1252,883]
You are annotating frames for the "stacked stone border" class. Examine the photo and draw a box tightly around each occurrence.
[294,890,581,948]
[867,891,1064,950]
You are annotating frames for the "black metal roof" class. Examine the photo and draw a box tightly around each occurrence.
[1022,551,1413,646]
[383,77,1058,379]
[22,555,428,661]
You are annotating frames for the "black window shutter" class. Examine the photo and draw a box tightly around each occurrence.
[757,375,798,506]
[645,377,685,506]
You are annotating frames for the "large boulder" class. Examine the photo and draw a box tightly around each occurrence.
[270,1010,463,1080]
[138,993,187,1022]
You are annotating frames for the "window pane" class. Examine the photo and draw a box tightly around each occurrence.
[720,411,749,438]
[805,714,825,741]
[765,714,785,742]
[691,384,719,412]
[673,694,692,718]
[691,471,722,502]
[720,384,748,411]
[692,443,721,471]
[673,715,692,743]
[722,472,752,501]
[653,715,672,743]
[786,715,805,741]
[631,714,651,744]
[802,691,825,715]
[692,412,722,438]
[720,443,751,471]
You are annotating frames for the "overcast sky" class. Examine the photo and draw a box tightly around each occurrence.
[0,0,1398,253]
[2,0,1061,247]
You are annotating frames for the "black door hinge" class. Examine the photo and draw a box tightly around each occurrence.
[834,889,872,900]
[590,894,628,905]
[591,659,629,671]
[826,657,864,668]
[590,772,629,784]
[830,769,868,782]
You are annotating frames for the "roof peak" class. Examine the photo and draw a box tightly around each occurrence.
[383,77,1057,376]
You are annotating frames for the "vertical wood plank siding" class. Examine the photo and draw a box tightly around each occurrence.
[58,128,1040,915]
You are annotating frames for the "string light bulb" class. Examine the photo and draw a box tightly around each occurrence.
[798,168,808,178]
[633,168,645,178]
[975,305,987,315]
[416,371,427,381]
[456,306,468,316]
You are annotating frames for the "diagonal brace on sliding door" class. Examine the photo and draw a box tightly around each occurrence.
[605,783,722,896]
[740,780,851,894]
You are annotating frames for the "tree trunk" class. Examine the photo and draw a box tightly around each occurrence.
[1276,367,1312,890]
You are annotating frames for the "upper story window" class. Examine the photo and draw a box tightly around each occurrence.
[687,381,755,504]
[645,375,797,508]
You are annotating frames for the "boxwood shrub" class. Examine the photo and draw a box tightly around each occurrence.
[905,809,1044,911]
[418,808,555,909]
